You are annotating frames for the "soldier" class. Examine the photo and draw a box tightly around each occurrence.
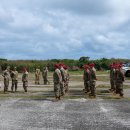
[2,66,10,93]
[109,63,116,92]
[83,64,91,93]
[22,68,28,92]
[42,67,50,85]
[53,64,62,101]
[59,63,66,96]
[35,68,41,84]
[89,63,97,97]
[63,65,70,93]
[115,64,124,97]
[10,67,18,92]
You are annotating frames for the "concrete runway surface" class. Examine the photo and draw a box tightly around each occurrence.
[0,97,130,130]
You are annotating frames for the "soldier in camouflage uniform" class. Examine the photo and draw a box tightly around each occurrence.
[63,65,70,93]
[83,64,91,93]
[53,64,62,101]
[10,67,18,92]
[2,66,10,93]
[59,64,66,96]
[89,63,97,97]
[42,67,50,85]
[115,64,124,97]
[109,64,116,92]
[35,68,41,84]
[22,68,28,92]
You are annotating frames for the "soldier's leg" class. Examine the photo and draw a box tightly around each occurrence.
[118,83,123,97]
[110,80,114,91]
[23,82,27,92]
[35,76,38,84]
[38,76,40,84]
[54,83,61,99]
[4,80,7,93]
[47,79,50,85]
[60,82,65,96]
[85,81,90,93]
[90,81,96,97]
[11,80,15,92]
[115,83,119,94]
[15,80,18,92]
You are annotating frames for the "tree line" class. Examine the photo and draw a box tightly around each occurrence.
[0,57,130,72]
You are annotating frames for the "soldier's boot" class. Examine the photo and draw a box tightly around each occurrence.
[4,87,6,93]
[15,85,17,92]
[58,96,61,100]
[47,80,50,85]
[11,86,14,92]
[23,86,27,92]
[119,89,124,98]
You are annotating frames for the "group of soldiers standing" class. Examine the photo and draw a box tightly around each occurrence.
[2,66,50,93]
[35,67,49,85]
[1,62,125,99]
[109,63,124,97]
[83,63,97,97]
[53,63,69,101]
[2,66,28,93]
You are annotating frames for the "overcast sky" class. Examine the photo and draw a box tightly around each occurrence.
[0,0,130,60]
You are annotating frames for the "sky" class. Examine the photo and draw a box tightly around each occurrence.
[0,0,130,60]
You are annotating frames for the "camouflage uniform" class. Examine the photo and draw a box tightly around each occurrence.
[53,68,62,99]
[83,69,91,93]
[10,69,18,92]
[60,67,66,96]
[64,69,69,93]
[35,68,41,84]
[42,67,49,85]
[2,69,10,93]
[22,71,28,92]
[115,69,124,97]
[90,68,96,97]
[110,68,116,91]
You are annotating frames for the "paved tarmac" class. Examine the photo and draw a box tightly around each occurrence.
[0,97,130,130]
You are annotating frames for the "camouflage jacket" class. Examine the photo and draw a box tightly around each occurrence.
[115,70,124,83]
[42,69,48,78]
[110,69,116,80]
[2,70,10,80]
[22,72,28,82]
[53,69,62,84]
[60,67,66,82]
[10,71,18,81]
[90,69,96,81]
[83,69,91,82]
[35,69,41,77]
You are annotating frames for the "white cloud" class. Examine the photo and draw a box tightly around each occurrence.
[0,0,130,59]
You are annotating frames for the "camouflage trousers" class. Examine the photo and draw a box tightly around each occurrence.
[84,81,90,92]
[64,80,69,93]
[60,82,65,96]
[116,82,123,96]
[11,80,18,92]
[4,78,9,92]
[110,79,116,91]
[90,81,96,96]
[35,76,40,84]
[54,83,61,98]
[43,77,49,85]
[23,81,28,92]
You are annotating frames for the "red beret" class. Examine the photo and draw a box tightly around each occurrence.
[54,64,59,68]
[83,64,90,70]
[89,63,95,67]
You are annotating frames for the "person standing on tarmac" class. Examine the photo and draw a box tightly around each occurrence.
[53,64,62,101]
[83,64,91,94]
[89,63,97,97]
